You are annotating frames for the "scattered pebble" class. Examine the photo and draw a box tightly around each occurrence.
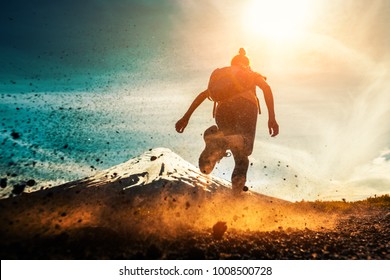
[212,221,227,239]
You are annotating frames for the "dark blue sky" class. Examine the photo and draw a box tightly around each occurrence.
[1,0,184,90]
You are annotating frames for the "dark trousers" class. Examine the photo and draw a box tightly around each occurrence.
[215,97,258,190]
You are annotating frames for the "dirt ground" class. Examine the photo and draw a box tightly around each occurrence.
[1,195,389,260]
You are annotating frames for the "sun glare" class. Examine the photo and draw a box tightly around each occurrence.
[243,0,312,40]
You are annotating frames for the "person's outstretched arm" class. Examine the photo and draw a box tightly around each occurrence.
[255,75,279,137]
[175,89,209,133]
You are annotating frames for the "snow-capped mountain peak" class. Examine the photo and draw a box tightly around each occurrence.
[76,147,231,192]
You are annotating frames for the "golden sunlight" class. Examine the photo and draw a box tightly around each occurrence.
[243,0,313,41]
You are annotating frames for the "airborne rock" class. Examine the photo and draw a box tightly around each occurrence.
[212,221,228,239]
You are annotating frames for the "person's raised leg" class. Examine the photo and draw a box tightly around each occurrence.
[198,125,228,174]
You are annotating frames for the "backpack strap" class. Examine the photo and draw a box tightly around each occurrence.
[213,101,217,118]
[256,96,261,114]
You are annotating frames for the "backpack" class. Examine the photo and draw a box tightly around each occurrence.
[207,66,254,102]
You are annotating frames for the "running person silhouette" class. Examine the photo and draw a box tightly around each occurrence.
[175,48,279,195]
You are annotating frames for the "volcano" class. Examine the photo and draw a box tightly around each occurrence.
[0,147,289,235]
[1,148,388,260]
[0,148,290,257]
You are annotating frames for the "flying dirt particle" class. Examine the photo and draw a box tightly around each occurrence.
[150,156,157,161]
[26,179,36,186]
[12,183,26,195]
[243,186,249,192]
[0,178,7,188]
[212,221,227,239]
[11,131,20,139]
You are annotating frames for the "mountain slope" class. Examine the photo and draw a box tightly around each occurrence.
[1,147,348,259]
[55,147,233,193]
[0,147,292,240]
[1,148,388,260]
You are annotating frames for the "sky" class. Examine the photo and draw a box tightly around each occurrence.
[1,0,390,201]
